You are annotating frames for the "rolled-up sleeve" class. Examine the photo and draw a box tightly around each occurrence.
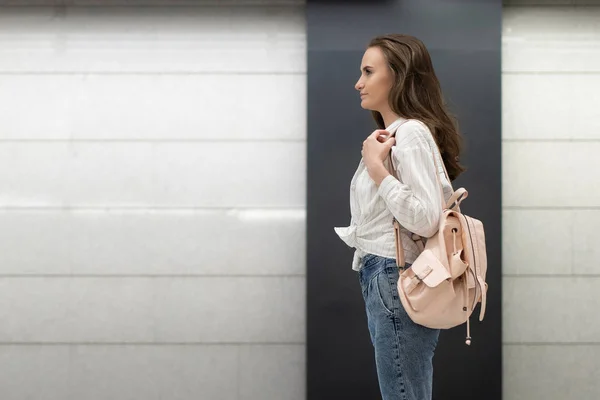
[376,121,443,238]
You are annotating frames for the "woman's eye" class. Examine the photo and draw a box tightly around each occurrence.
[365,70,372,75]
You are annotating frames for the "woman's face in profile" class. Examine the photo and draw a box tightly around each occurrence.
[355,46,393,112]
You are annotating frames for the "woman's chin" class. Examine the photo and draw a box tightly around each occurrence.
[359,100,372,110]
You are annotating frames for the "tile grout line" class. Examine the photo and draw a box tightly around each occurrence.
[502,71,600,75]
[0,139,306,143]
[503,139,600,143]
[503,342,600,346]
[0,206,307,210]
[0,274,307,278]
[0,71,306,76]
[503,274,600,278]
[503,206,600,210]
[0,342,306,346]
[0,3,306,7]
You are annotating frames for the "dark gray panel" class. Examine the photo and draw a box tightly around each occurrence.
[307,1,502,399]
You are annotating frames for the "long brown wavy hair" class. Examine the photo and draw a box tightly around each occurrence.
[368,34,465,181]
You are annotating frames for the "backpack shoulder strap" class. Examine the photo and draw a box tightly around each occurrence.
[388,119,450,211]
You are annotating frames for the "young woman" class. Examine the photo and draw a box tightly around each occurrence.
[334,34,465,400]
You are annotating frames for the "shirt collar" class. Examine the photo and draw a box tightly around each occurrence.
[386,116,407,135]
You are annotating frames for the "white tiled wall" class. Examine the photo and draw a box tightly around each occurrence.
[502,2,600,399]
[0,3,306,400]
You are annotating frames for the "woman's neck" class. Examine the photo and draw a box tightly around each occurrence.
[380,109,402,129]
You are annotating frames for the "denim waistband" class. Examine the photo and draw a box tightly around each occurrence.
[358,253,410,286]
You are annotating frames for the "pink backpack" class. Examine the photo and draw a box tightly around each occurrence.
[389,122,488,345]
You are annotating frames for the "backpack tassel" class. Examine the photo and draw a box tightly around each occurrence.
[466,319,471,346]
[464,274,472,345]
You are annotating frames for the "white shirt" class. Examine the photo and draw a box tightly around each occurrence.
[334,117,454,271]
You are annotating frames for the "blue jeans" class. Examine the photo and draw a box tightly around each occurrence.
[358,253,440,400]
